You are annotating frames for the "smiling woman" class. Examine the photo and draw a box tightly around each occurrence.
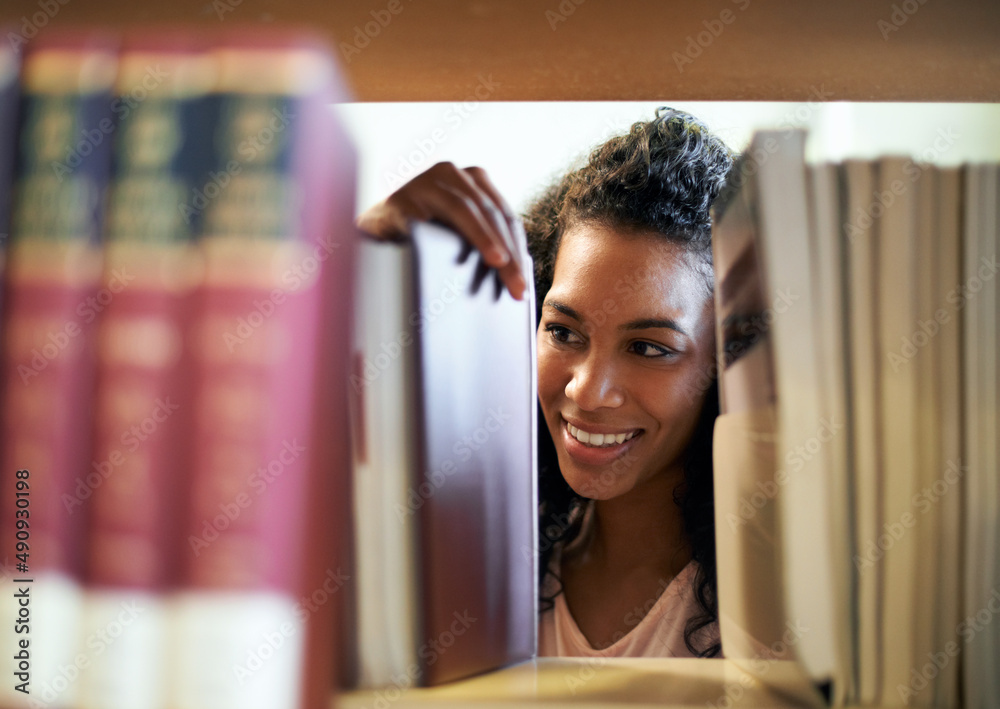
[357,108,734,660]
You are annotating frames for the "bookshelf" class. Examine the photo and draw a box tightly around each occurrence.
[1,3,995,709]
[338,657,828,708]
[2,0,999,101]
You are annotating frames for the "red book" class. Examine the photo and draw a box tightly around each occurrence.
[79,34,216,709]
[170,32,357,709]
[0,37,19,300]
[0,30,118,708]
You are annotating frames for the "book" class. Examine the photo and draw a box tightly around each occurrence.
[350,221,537,688]
[168,32,358,709]
[874,157,921,705]
[0,38,19,296]
[930,167,963,709]
[806,161,856,706]
[78,35,214,709]
[841,158,882,706]
[713,131,1000,708]
[0,31,118,709]
[711,131,839,694]
[961,163,1000,709]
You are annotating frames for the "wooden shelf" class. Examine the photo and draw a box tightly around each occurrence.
[2,0,998,101]
[336,657,828,708]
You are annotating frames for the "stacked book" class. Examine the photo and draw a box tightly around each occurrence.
[711,130,998,708]
[0,30,358,709]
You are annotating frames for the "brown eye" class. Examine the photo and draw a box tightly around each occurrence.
[629,341,673,358]
[545,324,580,345]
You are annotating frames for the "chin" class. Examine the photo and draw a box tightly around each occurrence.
[557,453,639,501]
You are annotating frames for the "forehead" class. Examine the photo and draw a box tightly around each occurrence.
[548,222,713,318]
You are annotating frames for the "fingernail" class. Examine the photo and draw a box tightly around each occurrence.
[490,248,509,266]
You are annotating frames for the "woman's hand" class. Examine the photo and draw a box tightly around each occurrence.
[356,162,529,300]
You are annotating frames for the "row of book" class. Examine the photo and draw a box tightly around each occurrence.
[712,131,999,708]
[0,30,358,709]
[0,28,539,709]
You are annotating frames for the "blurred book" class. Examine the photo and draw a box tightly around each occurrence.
[78,34,212,709]
[169,32,357,709]
[0,31,118,709]
[961,163,999,709]
[0,29,357,709]
[711,130,1000,708]
[349,222,537,688]
[710,131,839,696]
[0,35,18,294]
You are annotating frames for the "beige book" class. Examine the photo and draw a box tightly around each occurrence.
[931,167,964,709]
[875,157,921,705]
[842,159,882,705]
[711,131,837,689]
[961,164,1000,709]
[807,162,856,705]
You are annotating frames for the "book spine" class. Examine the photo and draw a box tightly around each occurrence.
[171,35,356,709]
[875,157,920,705]
[0,33,117,709]
[78,39,216,709]
[0,39,19,299]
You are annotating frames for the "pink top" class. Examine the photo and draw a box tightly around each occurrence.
[537,504,721,658]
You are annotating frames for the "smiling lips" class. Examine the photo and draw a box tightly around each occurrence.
[565,420,640,448]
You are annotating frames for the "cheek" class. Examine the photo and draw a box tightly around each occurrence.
[641,367,710,439]
[535,343,564,408]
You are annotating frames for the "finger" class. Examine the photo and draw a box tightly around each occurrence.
[438,165,517,270]
[419,179,512,270]
[463,167,528,300]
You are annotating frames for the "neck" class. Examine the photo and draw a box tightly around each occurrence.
[582,465,691,576]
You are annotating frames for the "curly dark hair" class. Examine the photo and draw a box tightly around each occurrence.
[523,107,734,658]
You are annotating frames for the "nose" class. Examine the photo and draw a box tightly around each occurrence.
[564,351,625,411]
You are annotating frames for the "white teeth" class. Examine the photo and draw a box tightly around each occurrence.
[566,422,637,448]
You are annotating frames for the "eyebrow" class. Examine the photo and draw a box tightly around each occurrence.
[543,300,689,338]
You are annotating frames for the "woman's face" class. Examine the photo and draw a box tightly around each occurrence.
[536,222,717,500]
